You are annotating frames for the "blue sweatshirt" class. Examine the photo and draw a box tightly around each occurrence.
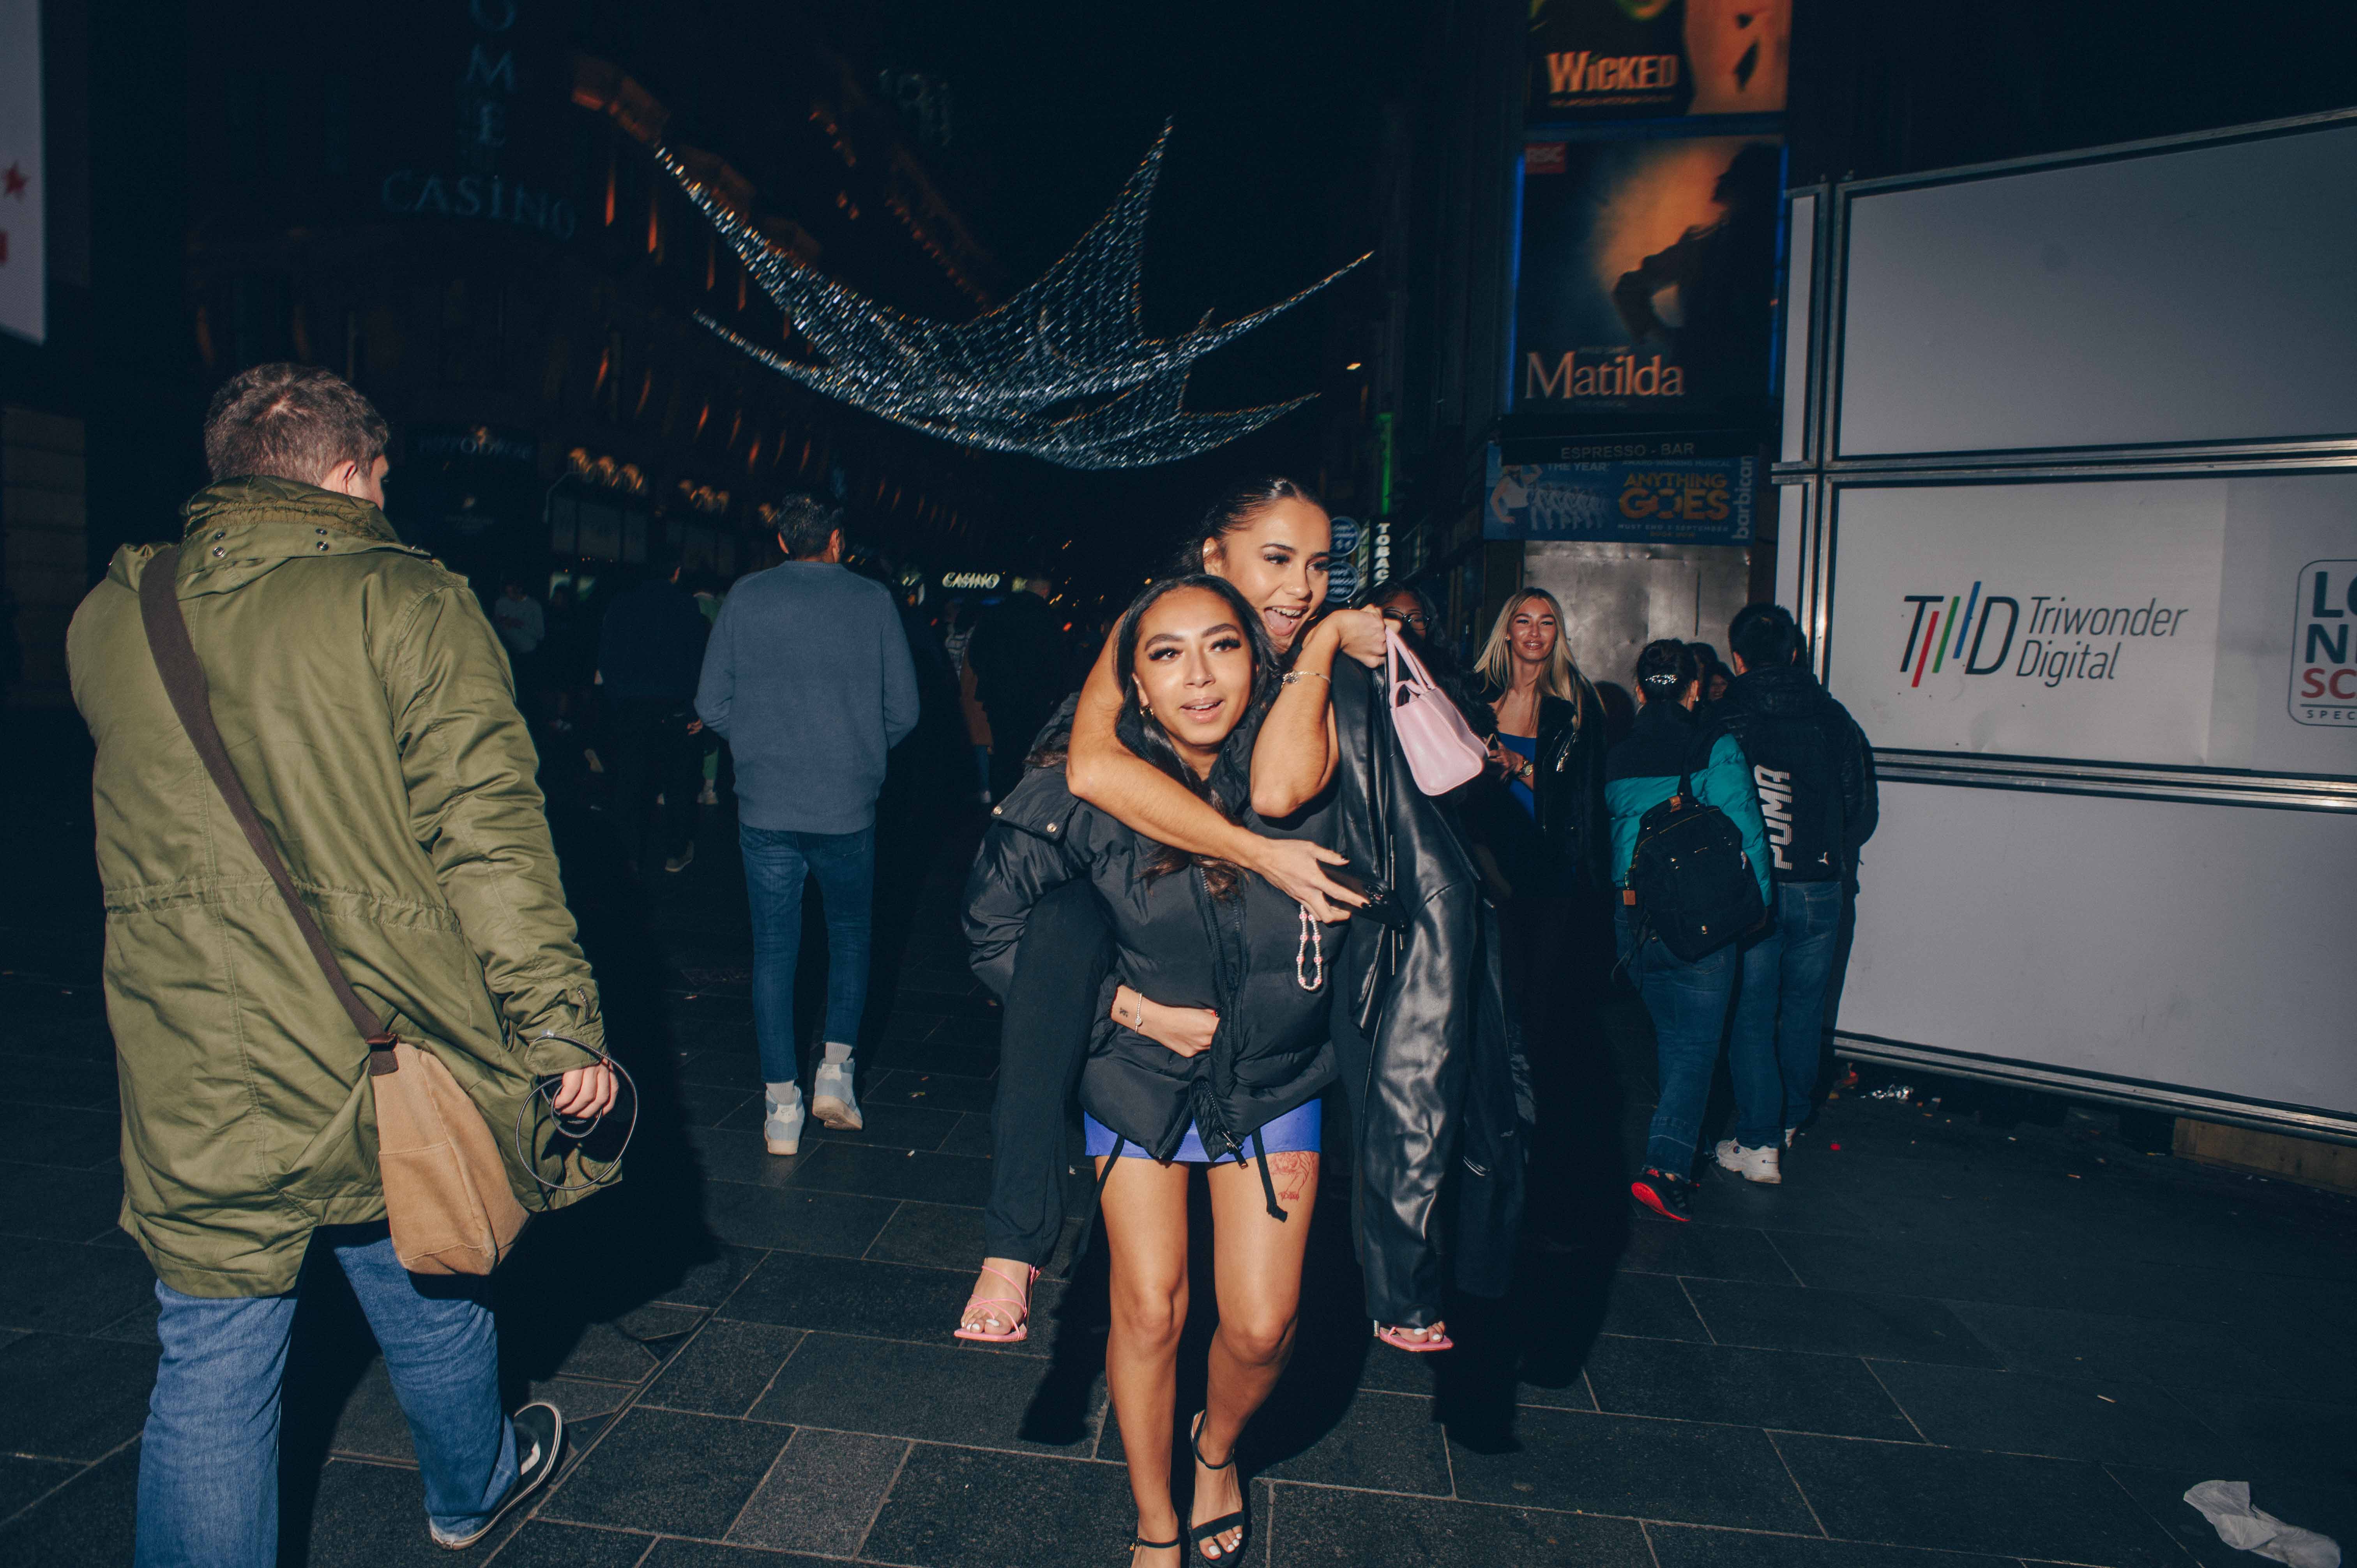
[695,562,920,833]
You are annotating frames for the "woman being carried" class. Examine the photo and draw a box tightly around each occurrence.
[966,577,1335,1566]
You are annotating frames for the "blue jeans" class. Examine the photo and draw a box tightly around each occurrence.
[1730,879,1845,1147]
[135,1224,516,1566]
[1616,904,1739,1176]
[741,822,877,1084]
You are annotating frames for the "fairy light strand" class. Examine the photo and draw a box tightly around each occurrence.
[650,124,1366,468]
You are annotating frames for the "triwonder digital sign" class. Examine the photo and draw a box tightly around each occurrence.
[1825,482,2225,766]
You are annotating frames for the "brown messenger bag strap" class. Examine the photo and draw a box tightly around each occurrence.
[138,545,400,1069]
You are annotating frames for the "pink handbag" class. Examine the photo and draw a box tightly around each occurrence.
[1386,626,1488,796]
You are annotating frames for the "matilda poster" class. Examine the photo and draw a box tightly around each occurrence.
[1528,0,1792,122]
[1513,134,1782,416]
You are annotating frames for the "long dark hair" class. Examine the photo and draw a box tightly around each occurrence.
[1112,574,1279,897]
[1167,474,1325,578]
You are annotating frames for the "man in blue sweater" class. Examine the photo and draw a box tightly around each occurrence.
[697,498,919,1156]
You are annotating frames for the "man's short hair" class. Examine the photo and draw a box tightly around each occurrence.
[775,494,843,559]
[202,363,390,486]
[1730,602,1802,670]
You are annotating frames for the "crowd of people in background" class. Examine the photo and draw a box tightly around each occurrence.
[72,362,1880,1567]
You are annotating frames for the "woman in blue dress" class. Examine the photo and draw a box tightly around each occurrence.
[965,575,1342,1567]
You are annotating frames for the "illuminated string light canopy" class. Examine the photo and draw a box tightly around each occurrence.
[654,124,1366,468]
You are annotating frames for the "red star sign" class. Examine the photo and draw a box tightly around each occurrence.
[2,164,25,198]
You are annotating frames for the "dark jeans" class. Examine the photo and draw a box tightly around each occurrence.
[983,880,1114,1264]
[741,823,877,1085]
[608,696,702,869]
[1615,904,1739,1175]
[1730,879,1844,1147]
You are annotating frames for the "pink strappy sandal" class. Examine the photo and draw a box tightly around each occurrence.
[1373,1320,1453,1353]
[953,1262,1041,1344]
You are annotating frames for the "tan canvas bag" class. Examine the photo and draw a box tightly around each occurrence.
[141,545,527,1275]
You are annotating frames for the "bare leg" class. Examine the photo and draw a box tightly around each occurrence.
[1098,1155,1192,1568]
[1192,1151,1319,1559]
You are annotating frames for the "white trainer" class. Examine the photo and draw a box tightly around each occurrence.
[764,1091,805,1156]
[1714,1138,1783,1185]
[811,1059,862,1131]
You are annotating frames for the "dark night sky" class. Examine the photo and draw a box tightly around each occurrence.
[868,0,1420,599]
[588,0,1421,604]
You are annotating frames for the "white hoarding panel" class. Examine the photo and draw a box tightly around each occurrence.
[0,0,42,344]
[1779,191,1814,463]
[1838,123,2357,457]
[1826,480,2226,766]
[1843,782,2355,1119]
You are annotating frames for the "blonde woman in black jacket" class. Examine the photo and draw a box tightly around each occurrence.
[965,576,1340,1568]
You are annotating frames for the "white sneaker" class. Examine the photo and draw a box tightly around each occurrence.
[811,1059,862,1131]
[764,1091,805,1156]
[1714,1139,1783,1185]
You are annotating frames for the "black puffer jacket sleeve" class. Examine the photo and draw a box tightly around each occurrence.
[963,770,1088,998]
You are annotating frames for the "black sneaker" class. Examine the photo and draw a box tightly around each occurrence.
[432,1401,565,1550]
[1630,1168,1694,1222]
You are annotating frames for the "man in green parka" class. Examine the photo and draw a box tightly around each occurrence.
[68,364,617,1564]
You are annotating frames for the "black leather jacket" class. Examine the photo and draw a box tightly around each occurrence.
[1476,681,1611,895]
[1323,668,1532,1321]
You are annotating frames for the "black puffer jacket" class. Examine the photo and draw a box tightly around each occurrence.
[1712,665,1878,884]
[964,769,1337,1165]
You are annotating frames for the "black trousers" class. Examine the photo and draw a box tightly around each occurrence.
[608,696,702,871]
[984,703,1055,805]
[983,878,1115,1264]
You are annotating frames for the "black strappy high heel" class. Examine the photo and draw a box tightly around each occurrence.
[1131,1531,1181,1563]
[1187,1410,1247,1563]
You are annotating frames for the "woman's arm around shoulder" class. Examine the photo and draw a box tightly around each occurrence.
[1065,631,1359,919]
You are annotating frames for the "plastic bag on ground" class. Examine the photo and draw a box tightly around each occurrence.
[2184,1480,2341,1568]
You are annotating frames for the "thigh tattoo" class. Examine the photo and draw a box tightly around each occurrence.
[1266,1151,1318,1205]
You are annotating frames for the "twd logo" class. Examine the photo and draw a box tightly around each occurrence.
[1896,583,2016,688]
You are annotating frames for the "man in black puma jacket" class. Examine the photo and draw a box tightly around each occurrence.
[1709,604,1878,1184]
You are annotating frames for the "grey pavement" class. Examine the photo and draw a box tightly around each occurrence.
[4,741,2354,1567]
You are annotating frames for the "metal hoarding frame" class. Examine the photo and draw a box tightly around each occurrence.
[1771,113,2357,1143]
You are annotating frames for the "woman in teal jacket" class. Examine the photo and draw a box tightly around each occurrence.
[1605,639,1772,1220]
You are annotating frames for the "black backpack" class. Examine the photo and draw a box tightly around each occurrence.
[1626,749,1766,962]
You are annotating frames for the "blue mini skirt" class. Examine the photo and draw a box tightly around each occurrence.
[1084,1097,1321,1165]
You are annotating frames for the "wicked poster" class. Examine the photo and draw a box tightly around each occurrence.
[1512,133,1782,417]
[1528,0,1792,122]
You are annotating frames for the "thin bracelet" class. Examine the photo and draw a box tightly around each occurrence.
[1281,669,1329,687]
